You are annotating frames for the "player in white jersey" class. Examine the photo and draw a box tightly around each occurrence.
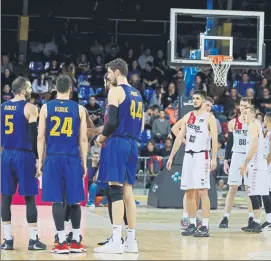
[239,107,271,232]
[219,98,254,230]
[167,90,218,237]
[171,97,214,230]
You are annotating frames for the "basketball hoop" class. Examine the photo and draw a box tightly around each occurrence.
[208,55,232,87]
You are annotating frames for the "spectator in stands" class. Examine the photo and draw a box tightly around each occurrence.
[85,96,103,126]
[105,36,119,55]
[125,48,136,69]
[246,88,256,106]
[138,48,154,69]
[152,110,172,142]
[43,37,58,58]
[163,82,178,108]
[222,88,240,117]
[1,84,14,102]
[154,49,168,83]
[142,62,159,89]
[165,101,177,126]
[160,138,172,157]
[150,86,163,109]
[258,87,271,114]
[174,69,185,96]
[130,73,144,97]
[47,59,60,78]
[236,72,254,97]
[31,73,49,94]
[105,45,118,63]
[1,55,13,73]
[91,55,106,89]
[13,53,29,77]
[194,75,207,92]
[263,66,271,81]
[256,77,269,99]
[90,39,104,57]
[149,105,160,125]
[77,54,90,74]
[256,112,265,129]
[1,68,14,88]
[128,60,141,80]
[144,106,154,126]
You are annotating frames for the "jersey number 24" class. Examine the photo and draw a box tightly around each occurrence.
[50,116,73,137]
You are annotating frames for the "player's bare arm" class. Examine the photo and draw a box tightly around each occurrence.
[240,122,259,175]
[208,114,218,171]
[171,118,183,137]
[37,104,47,175]
[223,119,234,174]
[79,105,88,177]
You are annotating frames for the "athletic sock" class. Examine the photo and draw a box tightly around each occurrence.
[266,213,271,223]
[224,213,230,218]
[196,210,200,218]
[65,221,72,233]
[29,226,38,240]
[190,217,196,226]
[183,212,189,219]
[57,230,66,243]
[112,225,122,242]
[202,218,209,228]
[3,224,12,240]
[248,212,254,219]
[125,225,129,234]
[127,229,135,242]
[72,228,81,242]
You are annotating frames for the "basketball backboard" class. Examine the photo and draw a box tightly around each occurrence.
[168,8,265,69]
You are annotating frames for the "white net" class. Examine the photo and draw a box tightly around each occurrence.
[208,56,232,87]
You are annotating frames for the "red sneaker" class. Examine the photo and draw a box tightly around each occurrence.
[52,241,69,254]
[70,240,86,253]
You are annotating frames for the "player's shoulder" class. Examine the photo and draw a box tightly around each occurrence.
[207,112,216,121]
[25,102,38,114]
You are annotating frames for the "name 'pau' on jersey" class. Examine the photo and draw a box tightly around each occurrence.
[185,111,210,152]
[232,117,248,153]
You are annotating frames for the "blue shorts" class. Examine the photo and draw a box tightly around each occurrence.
[97,145,109,189]
[1,150,38,196]
[42,155,85,204]
[105,136,138,185]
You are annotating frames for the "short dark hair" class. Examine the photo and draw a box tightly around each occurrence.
[206,96,214,104]
[106,58,128,77]
[240,97,252,104]
[265,112,271,120]
[12,77,29,95]
[193,90,207,99]
[56,75,72,93]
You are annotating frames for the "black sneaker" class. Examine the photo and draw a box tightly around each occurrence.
[66,232,83,245]
[1,238,14,250]
[250,221,262,233]
[181,224,197,236]
[219,217,228,228]
[193,226,210,237]
[28,236,47,251]
[261,221,271,229]
[241,217,254,232]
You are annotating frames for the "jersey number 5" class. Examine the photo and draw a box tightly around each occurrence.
[5,115,14,134]
[130,100,143,119]
[50,116,73,137]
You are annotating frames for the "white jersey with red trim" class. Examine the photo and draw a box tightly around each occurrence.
[185,111,210,152]
[232,116,248,153]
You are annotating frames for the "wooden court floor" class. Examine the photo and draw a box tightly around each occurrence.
[1,205,271,260]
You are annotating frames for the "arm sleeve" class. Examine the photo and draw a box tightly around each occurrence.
[101,105,119,137]
[225,131,233,161]
[28,122,38,159]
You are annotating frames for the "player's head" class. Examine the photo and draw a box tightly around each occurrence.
[204,96,214,112]
[243,107,256,124]
[239,97,251,115]
[12,76,32,99]
[264,112,271,128]
[106,58,128,86]
[192,90,207,110]
[104,73,115,90]
[56,75,72,95]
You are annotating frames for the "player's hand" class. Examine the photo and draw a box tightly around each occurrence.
[82,165,87,179]
[36,168,43,178]
[240,164,248,176]
[166,156,173,170]
[210,159,217,172]
[223,160,230,174]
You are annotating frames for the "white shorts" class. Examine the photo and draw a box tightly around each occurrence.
[181,151,210,190]
[228,152,248,186]
[247,167,269,196]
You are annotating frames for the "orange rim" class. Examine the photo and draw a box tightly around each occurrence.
[208,55,232,64]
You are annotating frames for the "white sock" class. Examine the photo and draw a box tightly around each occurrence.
[127,229,135,242]
[266,213,271,223]
[254,219,261,224]
[190,217,196,226]
[196,210,200,218]
[112,225,122,242]
[3,224,12,240]
[183,212,189,219]
[29,227,38,240]
[248,212,254,218]
[202,218,209,228]
[224,213,230,218]
[72,228,81,242]
[57,230,66,243]
[125,225,129,233]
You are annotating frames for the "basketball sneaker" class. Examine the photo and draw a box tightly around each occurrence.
[66,232,83,245]
[181,224,197,236]
[250,221,262,233]
[196,218,202,228]
[1,238,14,250]
[180,218,189,230]
[123,239,138,253]
[261,221,271,229]
[98,236,124,246]
[28,236,47,251]
[52,241,69,254]
[69,240,86,253]
[94,238,123,254]
[219,217,229,228]
[241,217,254,232]
[193,226,210,237]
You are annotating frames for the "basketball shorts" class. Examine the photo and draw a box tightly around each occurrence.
[228,152,248,186]
[181,151,210,190]
[42,155,85,204]
[1,149,38,196]
[105,136,138,185]
[268,167,271,191]
[247,167,269,196]
[97,145,109,189]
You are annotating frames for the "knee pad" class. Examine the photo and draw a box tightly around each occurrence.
[109,185,123,203]
[25,196,37,223]
[1,195,13,222]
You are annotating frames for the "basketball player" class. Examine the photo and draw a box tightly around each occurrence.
[167,90,218,237]
[1,77,47,250]
[37,75,87,254]
[219,98,254,229]
[240,107,271,233]
[171,96,214,230]
[94,58,144,254]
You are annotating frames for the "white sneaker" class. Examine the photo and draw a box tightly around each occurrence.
[94,238,123,254]
[123,240,138,253]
